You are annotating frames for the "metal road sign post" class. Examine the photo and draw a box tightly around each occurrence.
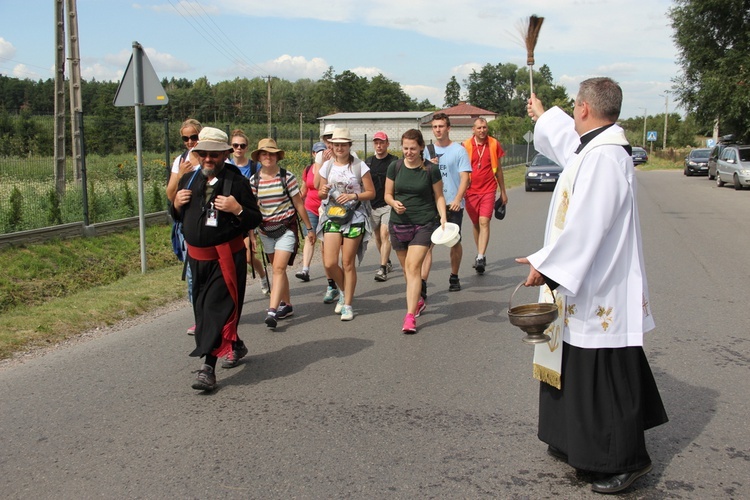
[114,42,168,273]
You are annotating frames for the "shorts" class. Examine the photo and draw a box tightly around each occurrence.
[259,227,297,254]
[465,192,495,224]
[447,208,463,242]
[371,205,391,228]
[323,221,365,239]
[389,222,437,252]
[301,210,319,237]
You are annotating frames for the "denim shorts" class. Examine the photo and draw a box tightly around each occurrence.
[300,210,319,237]
[259,227,297,254]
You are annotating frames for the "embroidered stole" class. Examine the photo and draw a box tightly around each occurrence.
[532,129,630,389]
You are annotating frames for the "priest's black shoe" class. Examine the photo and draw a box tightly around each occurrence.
[591,463,652,494]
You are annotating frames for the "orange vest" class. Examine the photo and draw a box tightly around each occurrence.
[463,136,504,173]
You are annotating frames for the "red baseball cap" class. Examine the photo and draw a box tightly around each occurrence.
[373,131,388,141]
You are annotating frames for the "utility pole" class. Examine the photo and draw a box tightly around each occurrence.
[299,112,303,151]
[662,94,668,150]
[54,0,66,196]
[266,75,272,137]
[640,107,647,147]
[66,0,84,180]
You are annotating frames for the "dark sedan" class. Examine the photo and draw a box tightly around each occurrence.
[684,148,711,176]
[525,153,562,191]
[631,147,648,165]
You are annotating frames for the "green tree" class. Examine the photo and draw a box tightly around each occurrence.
[363,74,412,111]
[444,76,461,107]
[669,0,750,141]
[333,70,367,112]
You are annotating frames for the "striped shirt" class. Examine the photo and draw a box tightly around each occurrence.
[251,170,300,224]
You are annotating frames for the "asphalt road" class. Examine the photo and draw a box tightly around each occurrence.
[1,170,749,499]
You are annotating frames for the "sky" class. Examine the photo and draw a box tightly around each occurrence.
[0,0,682,120]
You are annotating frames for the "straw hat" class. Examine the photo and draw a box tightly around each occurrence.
[328,128,353,144]
[320,123,336,139]
[250,138,285,161]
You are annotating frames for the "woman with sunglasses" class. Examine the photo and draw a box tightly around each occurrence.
[229,129,270,296]
[167,118,202,335]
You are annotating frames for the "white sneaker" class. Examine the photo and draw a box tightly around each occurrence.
[340,305,354,321]
[334,291,346,314]
[260,276,270,295]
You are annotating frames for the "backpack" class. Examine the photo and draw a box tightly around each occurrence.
[171,168,200,261]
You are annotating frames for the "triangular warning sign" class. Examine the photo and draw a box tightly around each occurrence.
[113,47,169,107]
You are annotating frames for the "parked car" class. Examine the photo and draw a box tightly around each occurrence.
[684,148,711,176]
[708,135,737,180]
[715,145,750,190]
[525,153,562,191]
[631,147,648,165]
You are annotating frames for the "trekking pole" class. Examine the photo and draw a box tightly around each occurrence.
[257,230,271,294]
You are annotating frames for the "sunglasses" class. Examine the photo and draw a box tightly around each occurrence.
[181,134,199,142]
[232,143,247,149]
[195,151,223,158]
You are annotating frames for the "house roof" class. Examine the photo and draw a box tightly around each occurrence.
[319,111,432,120]
[437,102,497,117]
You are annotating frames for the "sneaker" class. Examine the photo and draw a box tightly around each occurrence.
[295,270,310,282]
[475,257,486,275]
[323,286,340,304]
[387,261,393,273]
[276,302,294,319]
[402,313,417,333]
[449,275,461,292]
[260,276,270,295]
[334,292,346,314]
[221,342,248,369]
[415,297,426,318]
[265,312,278,329]
[374,268,388,282]
[191,364,217,391]
[186,324,196,335]
[340,305,354,321]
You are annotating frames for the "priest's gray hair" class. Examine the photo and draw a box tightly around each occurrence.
[576,77,622,122]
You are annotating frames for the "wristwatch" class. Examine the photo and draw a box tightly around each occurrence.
[306,227,313,232]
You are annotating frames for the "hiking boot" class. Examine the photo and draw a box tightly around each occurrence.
[191,364,217,391]
[295,270,310,282]
[276,302,294,319]
[323,286,340,304]
[260,276,270,295]
[340,305,354,321]
[334,292,346,314]
[186,324,196,335]
[415,297,426,318]
[374,268,388,282]
[475,256,486,275]
[221,342,248,369]
[449,275,461,292]
[265,312,278,329]
[402,313,417,334]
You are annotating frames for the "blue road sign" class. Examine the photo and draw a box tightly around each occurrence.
[647,131,658,142]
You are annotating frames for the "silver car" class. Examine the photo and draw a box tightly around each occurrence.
[715,145,750,190]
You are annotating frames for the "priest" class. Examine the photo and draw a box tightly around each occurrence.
[517,77,668,494]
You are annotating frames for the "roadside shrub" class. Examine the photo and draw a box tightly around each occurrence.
[8,186,23,231]
[47,188,63,225]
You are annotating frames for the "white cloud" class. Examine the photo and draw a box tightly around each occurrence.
[81,63,123,82]
[349,66,385,79]
[403,84,442,106]
[12,64,41,80]
[238,54,330,80]
[450,63,483,83]
[101,48,191,77]
[0,37,16,60]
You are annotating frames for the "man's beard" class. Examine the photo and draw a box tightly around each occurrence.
[201,161,224,178]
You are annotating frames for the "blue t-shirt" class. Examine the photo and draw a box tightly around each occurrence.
[423,142,471,208]
[229,158,258,179]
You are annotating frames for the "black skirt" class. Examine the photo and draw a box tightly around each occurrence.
[538,342,668,473]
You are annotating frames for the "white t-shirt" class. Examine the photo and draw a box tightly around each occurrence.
[171,150,199,174]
